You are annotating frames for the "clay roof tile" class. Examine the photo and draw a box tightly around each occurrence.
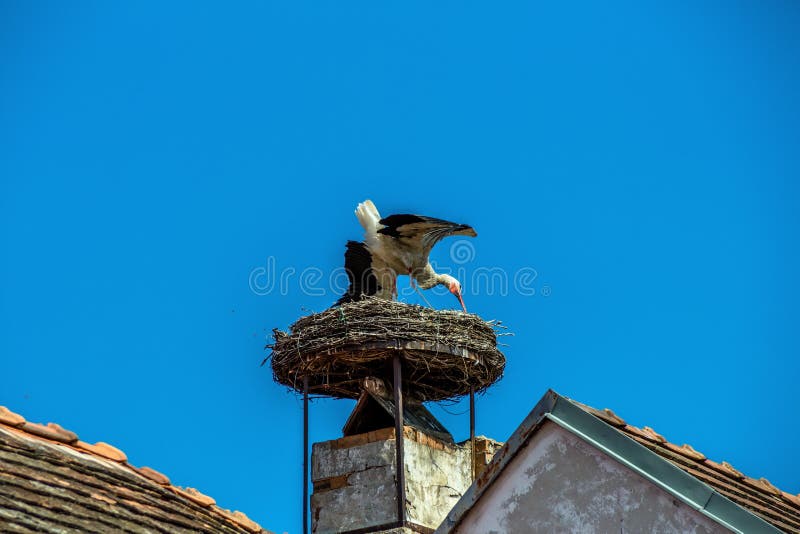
[782,491,800,508]
[665,442,706,462]
[224,510,263,533]
[75,441,127,462]
[745,476,784,497]
[574,401,626,427]
[136,466,171,486]
[705,459,745,479]
[174,486,216,507]
[0,406,26,427]
[622,425,649,440]
[641,426,666,443]
[599,408,626,427]
[0,405,267,533]
[22,422,79,444]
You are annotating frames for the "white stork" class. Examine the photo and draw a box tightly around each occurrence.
[335,200,477,311]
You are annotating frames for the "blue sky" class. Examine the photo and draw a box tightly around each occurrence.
[1,2,798,532]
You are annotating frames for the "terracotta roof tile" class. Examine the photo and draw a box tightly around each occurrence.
[574,402,626,427]
[598,408,626,427]
[0,406,25,427]
[641,426,666,443]
[227,510,264,533]
[137,465,171,485]
[623,424,670,445]
[665,442,706,461]
[720,460,746,479]
[0,405,270,533]
[783,492,800,508]
[705,459,745,480]
[576,401,800,533]
[174,486,217,507]
[747,477,784,498]
[21,421,79,443]
[622,424,650,441]
[75,440,127,462]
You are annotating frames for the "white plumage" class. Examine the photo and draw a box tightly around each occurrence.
[336,199,477,311]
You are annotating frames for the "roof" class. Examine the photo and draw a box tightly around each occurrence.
[573,400,800,533]
[438,390,800,534]
[0,405,269,534]
[342,377,454,443]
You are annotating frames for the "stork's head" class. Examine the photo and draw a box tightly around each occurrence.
[440,274,467,312]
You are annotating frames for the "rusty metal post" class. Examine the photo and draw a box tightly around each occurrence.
[392,352,406,524]
[303,375,309,534]
[470,385,476,480]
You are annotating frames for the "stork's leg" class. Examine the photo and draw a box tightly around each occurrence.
[408,268,416,289]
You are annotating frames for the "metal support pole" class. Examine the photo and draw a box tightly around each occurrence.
[470,385,476,480]
[392,352,406,524]
[303,376,309,534]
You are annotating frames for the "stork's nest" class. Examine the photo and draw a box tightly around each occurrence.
[267,298,507,402]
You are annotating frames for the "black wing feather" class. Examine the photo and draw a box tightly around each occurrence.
[376,214,426,238]
[334,241,380,306]
[378,213,476,251]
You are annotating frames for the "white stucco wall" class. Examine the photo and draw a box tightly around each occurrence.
[454,421,731,534]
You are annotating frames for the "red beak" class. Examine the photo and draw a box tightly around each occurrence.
[455,290,467,313]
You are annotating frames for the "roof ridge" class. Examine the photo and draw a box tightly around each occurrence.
[0,405,268,534]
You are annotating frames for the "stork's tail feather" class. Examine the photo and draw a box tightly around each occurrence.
[355,199,381,233]
[355,199,383,249]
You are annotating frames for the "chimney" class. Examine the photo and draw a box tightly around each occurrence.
[268,299,506,533]
[310,378,501,533]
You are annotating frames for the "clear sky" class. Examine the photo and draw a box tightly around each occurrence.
[2,2,798,532]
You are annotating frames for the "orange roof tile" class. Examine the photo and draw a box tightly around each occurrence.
[137,465,171,485]
[21,421,78,443]
[0,406,25,427]
[174,486,217,507]
[642,426,667,443]
[0,405,271,533]
[664,442,706,462]
[577,402,800,533]
[75,440,128,462]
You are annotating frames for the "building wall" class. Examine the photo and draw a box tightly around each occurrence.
[453,421,731,534]
[404,429,472,528]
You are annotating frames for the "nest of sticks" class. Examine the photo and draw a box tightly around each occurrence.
[268,297,507,402]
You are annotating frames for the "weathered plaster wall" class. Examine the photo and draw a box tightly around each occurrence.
[311,427,499,534]
[312,432,398,533]
[404,433,472,527]
[454,421,731,534]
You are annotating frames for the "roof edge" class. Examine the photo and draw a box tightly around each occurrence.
[547,395,779,534]
[435,390,780,534]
